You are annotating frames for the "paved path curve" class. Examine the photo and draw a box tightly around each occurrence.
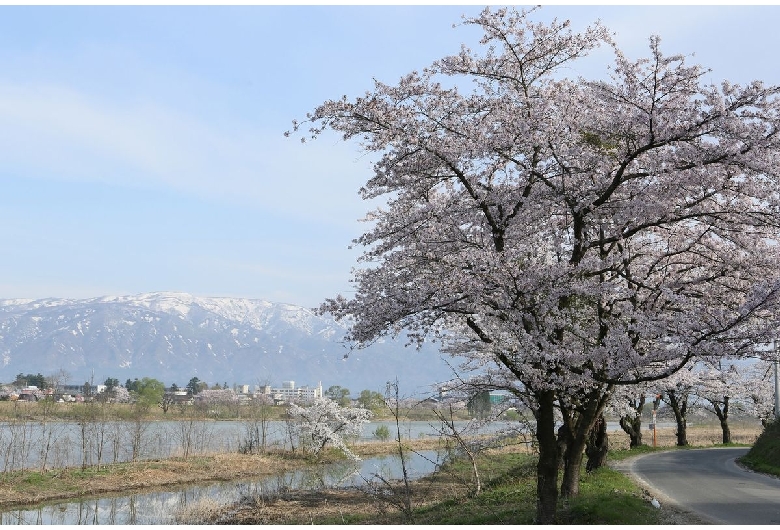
[628,447,780,525]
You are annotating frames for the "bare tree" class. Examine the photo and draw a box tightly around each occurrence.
[240,394,275,454]
[431,403,481,496]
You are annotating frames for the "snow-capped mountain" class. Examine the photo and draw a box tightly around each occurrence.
[0,292,456,396]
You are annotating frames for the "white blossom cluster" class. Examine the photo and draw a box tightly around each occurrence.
[288,397,372,460]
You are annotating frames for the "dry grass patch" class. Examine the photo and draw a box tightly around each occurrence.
[608,423,761,450]
[0,438,447,511]
[352,437,449,458]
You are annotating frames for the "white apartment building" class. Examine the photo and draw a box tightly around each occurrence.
[257,380,323,403]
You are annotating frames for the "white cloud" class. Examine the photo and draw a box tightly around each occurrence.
[0,81,374,226]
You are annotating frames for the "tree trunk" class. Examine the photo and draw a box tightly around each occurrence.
[585,414,609,472]
[559,420,585,499]
[720,417,731,444]
[559,389,610,497]
[556,422,570,471]
[715,397,731,444]
[535,390,559,524]
[618,394,645,448]
[667,390,688,446]
[619,414,643,448]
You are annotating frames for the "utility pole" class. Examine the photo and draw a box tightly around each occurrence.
[773,342,780,420]
[774,356,780,420]
[652,394,661,448]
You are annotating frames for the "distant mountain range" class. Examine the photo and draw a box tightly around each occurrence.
[0,292,459,397]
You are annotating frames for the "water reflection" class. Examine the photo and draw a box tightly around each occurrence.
[0,450,443,525]
[0,419,510,472]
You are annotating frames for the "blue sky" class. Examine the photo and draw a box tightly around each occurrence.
[0,5,778,308]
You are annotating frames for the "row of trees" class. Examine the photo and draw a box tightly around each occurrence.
[294,7,780,523]
[12,373,47,388]
[324,385,386,411]
[8,373,261,396]
[613,359,776,448]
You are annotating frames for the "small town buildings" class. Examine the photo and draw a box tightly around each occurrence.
[257,380,323,404]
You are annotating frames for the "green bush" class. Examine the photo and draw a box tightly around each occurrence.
[373,425,390,441]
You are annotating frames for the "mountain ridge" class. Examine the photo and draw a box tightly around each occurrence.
[0,292,455,396]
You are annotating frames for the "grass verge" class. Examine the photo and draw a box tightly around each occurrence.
[739,419,780,476]
[217,446,670,524]
[216,425,765,525]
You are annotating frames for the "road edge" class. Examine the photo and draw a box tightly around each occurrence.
[609,450,717,525]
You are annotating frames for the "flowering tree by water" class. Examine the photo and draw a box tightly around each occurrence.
[288,397,372,460]
[293,7,780,522]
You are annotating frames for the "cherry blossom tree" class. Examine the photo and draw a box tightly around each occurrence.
[294,7,780,523]
[111,385,132,404]
[695,361,746,444]
[657,364,702,447]
[195,388,239,405]
[743,360,776,427]
[288,397,372,460]
[608,382,654,448]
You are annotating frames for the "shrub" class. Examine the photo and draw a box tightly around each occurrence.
[374,425,390,441]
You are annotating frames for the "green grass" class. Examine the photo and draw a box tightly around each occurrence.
[739,420,780,477]
[427,454,663,525]
[413,453,539,524]
[283,448,666,525]
[560,467,663,524]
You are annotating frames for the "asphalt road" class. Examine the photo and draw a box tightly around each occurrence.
[629,447,780,525]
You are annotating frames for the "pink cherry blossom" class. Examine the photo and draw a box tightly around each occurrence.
[293,7,780,522]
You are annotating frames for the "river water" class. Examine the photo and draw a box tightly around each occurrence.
[0,417,662,473]
[0,418,524,472]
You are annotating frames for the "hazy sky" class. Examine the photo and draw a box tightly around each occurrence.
[0,5,778,308]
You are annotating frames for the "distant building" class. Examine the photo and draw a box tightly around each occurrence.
[167,390,194,405]
[17,389,39,402]
[60,384,103,395]
[257,380,323,403]
[489,392,508,405]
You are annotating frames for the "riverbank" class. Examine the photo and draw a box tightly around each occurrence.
[0,400,473,423]
[0,438,447,510]
[208,424,762,525]
[0,423,761,522]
